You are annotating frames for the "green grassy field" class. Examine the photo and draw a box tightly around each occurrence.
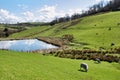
[8,11,120,50]
[9,26,52,38]
[0,50,120,80]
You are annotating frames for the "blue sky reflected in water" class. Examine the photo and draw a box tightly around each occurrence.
[0,39,58,51]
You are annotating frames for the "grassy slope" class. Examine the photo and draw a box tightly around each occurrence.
[9,26,51,38]
[0,50,120,80]
[9,11,120,49]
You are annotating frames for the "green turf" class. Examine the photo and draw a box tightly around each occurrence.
[0,50,120,80]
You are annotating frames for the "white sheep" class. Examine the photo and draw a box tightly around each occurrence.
[80,63,88,72]
[95,58,101,64]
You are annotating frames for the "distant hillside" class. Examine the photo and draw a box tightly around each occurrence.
[9,11,120,50]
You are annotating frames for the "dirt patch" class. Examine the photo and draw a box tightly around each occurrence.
[37,37,69,47]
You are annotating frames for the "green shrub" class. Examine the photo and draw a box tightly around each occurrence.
[62,34,74,42]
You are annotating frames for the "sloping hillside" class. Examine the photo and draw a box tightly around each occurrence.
[9,11,120,50]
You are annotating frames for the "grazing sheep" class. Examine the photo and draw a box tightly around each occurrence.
[95,58,101,64]
[80,63,88,72]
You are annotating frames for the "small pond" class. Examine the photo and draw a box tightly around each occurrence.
[0,39,58,52]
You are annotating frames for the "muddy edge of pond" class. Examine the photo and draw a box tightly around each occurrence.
[37,37,68,47]
[34,37,68,53]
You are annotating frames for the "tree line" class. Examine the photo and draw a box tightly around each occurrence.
[50,0,120,25]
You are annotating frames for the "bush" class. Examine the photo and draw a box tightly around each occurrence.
[75,54,82,59]
[62,34,74,42]
[82,56,88,60]
[3,28,8,32]
[5,32,9,37]
[51,49,120,63]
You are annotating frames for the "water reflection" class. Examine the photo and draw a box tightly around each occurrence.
[0,39,58,51]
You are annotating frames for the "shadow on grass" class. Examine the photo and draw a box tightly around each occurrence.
[94,61,101,64]
[78,69,87,72]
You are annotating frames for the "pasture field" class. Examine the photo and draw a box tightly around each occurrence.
[0,50,120,80]
[9,11,120,49]
[9,26,51,38]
